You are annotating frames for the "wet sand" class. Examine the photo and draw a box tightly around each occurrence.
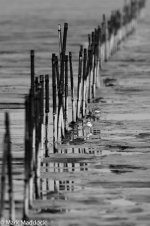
[1,5,150,226]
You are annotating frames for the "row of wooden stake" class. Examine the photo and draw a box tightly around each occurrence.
[52,0,146,148]
[0,113,15,222]
[0,0,146,221]
[23,0,147,218]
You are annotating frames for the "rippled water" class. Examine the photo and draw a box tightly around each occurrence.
[1,1,150,225]
[0,0,124,80]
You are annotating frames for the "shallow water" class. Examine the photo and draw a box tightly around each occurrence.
[1,1,150,226]
[0,0,124,80]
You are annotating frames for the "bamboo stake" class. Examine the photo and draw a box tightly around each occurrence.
[34,82,41,199]
[96,26,101,88]
[30,49,35,172]
[52,54,57,153]
[76,46,83,119]
[62,23,68,109]
[107,20,112,58]
[45,74,49,157]
[57,23,68,141]
[91,31,95,99]
[62,23,68,55]
[0,114,16,221]
[82,48,87,117]
[23,92,34,218]
[23,97,30,220]
[0,135,7,220]
[30,50,35,95]
[55,56,60,93]
[88,46,92,103]
[98,25,103,70]
[58,24,62,56]
[28,92,35,209]
[29,53,35,208]
[40,75,45,156]
[64,55,69,131]
[85,48,90,106]
[55,55,64,143]
[69,52,76,123]
[102,14,108,62]
[5,112,15,222]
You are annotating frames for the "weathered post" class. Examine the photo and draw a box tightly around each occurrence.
[82,48,87,117]
[64,55,69,131]
[45,74,49,157]
[23,97,30,220]
[30,50,35,95]
[34,80,41,199]
[76,46,83,119]
[40,75,45,156]
[58,23,68,141]
[0,134,7,220]
[69,52,76,123]
[58,24,62,56]
[5,113,15,222]
[52,54,58,153]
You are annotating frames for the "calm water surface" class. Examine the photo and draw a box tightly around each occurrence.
[1,1,150,225]
[0,0,124,80]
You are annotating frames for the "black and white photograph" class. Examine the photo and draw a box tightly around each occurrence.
[0,0,149,225]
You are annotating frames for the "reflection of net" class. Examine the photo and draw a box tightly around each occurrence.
[88,147,101,155]
[41,162,88,194]
[93,129,101,135]
[59,181,74,191]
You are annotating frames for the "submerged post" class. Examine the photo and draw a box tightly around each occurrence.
[58,24,62,56]
[30,50,35,95]
[69,52,76,123]
[40,75,45,155]
[0,113,15,221]
[23,96,30,220]
[57,23,68,141]
[76,46,83,119]
[45,74,49,157]
[52,54,57,153]
[64,55,69,131]
[82,48,87,117]
[5,113,15,222]
[0,136,7,220]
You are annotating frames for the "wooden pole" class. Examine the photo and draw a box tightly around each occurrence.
[40,75,45,156]
[0,135,7,220]
[55,56,60,93]
[82,48,87,117]
[57,23,68,141]
[29,52,35,206]
[23,97,30,220]
[102,14,108,62]
[52,54,57,153]
[45,75,49,157]
[69,52,76,123]
[96,26,101,88]
[64,55,69,131]
[62,23,68,55]
[23,92,34,218]
[5,112,15,222]
[30,50,35,95]
[62,23,68,109]
[91,31,95,99]
[28,92,34,209]
[76,46,83,119]
[34,82,41,199]
[58,24,62,56]
[88,46,92,103]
